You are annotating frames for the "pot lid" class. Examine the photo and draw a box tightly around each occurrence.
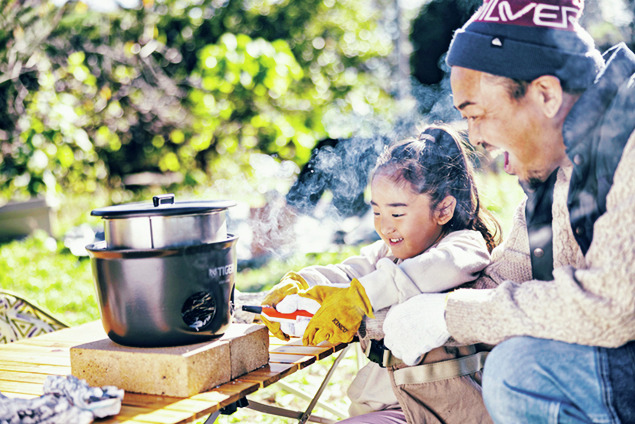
[91,194,236,218]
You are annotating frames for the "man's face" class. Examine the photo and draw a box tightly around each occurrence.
[450,66,564,184]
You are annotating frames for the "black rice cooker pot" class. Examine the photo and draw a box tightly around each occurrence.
[85,194,238,347]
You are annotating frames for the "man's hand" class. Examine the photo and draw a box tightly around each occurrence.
[382,293,450,365]
[261,272,310,340]
[300,279,374,346]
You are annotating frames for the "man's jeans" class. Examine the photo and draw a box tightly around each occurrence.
[482,337,635,423]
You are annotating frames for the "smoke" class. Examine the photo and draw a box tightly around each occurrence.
[231,65,464,261]
[235,132,384,261]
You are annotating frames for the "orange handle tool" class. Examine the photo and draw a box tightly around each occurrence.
[241,305,314,321]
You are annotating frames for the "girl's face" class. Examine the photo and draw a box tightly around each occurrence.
[370,174,446,260]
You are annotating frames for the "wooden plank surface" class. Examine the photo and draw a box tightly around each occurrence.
[0,370,50,385]
[0,380,44,396]
[237,363,296,387]
[268,353,317,368]
[0,321,345,424]
[0,360,69,374]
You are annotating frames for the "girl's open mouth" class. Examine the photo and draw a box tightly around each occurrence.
[389,238,403,244]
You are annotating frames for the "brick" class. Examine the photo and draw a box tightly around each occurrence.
[70,324,268,397]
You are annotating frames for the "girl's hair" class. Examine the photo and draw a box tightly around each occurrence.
[372,123,501,252]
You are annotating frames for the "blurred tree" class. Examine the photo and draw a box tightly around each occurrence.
[582,0,634,51]
[1,0,398,201]
[409,0,478,86]
[0,1,76,199]
[6,0,630,204]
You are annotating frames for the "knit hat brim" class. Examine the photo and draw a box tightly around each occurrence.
[446,9,604,90]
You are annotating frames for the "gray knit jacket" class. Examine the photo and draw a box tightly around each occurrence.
[445,131,635,348]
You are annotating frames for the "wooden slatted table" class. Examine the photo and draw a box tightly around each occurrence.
[0,321,348,423]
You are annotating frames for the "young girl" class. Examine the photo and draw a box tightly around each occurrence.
[262,124,500,423]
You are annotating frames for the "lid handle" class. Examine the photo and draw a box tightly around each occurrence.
[153,194,175,207]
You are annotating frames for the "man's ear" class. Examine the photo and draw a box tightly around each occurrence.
[529,75,563,119]
[435,196,457,225]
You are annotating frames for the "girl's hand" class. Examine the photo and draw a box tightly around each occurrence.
[300,279,374,346]
[261,272,310,340]
[275,294,321,337]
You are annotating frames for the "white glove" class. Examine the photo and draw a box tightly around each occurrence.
[382,293,450,366]
[276,294,321,338]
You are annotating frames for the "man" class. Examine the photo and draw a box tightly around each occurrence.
[383,0,635,422]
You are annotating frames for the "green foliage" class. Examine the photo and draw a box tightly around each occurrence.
[0,1,74,200]
[0,230,98,326]
[474,161,526,237]
[0,0,398,203]
[189,33,310,165]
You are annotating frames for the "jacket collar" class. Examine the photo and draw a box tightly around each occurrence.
[563,43,635,157]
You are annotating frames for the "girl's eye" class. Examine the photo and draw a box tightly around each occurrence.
[392,213,404,218]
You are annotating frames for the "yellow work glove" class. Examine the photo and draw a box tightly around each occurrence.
[299,278,374,346]
[260,271,310,341]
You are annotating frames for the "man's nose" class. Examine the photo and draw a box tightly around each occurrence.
[467,122,483,147]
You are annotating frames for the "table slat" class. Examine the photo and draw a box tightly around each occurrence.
[0,360,69,375]
[0,380,44,396]
[271,344,336,359]
[106,404,197,424]
[0,370,50,385]
[0,350,70,366]
[268,353,316,368]
[236,363,296,387]
[212,380,260,398]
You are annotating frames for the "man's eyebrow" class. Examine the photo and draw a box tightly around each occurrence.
[456,100,474,111]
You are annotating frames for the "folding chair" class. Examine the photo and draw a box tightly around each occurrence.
[0,289,68,344]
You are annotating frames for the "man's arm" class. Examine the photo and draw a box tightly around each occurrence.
[445,132,635,347]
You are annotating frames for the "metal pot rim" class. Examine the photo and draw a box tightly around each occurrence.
[86,234,239,258]
[91,194,235,218]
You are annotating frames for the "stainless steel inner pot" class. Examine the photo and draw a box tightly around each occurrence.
[92,194,236,249]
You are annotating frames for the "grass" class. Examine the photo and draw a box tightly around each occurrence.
[0,231,97,326]
[0,168,524,423]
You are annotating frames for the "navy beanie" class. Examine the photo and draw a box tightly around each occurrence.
[446,0,604,91]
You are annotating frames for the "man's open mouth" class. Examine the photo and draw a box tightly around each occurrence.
[503,151,512,174]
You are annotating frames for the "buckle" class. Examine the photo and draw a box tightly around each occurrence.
[364,339,391,368]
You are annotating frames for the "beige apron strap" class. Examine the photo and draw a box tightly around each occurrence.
[393,351,488,385]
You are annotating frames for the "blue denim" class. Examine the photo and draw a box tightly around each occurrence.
[482,337,635,424]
